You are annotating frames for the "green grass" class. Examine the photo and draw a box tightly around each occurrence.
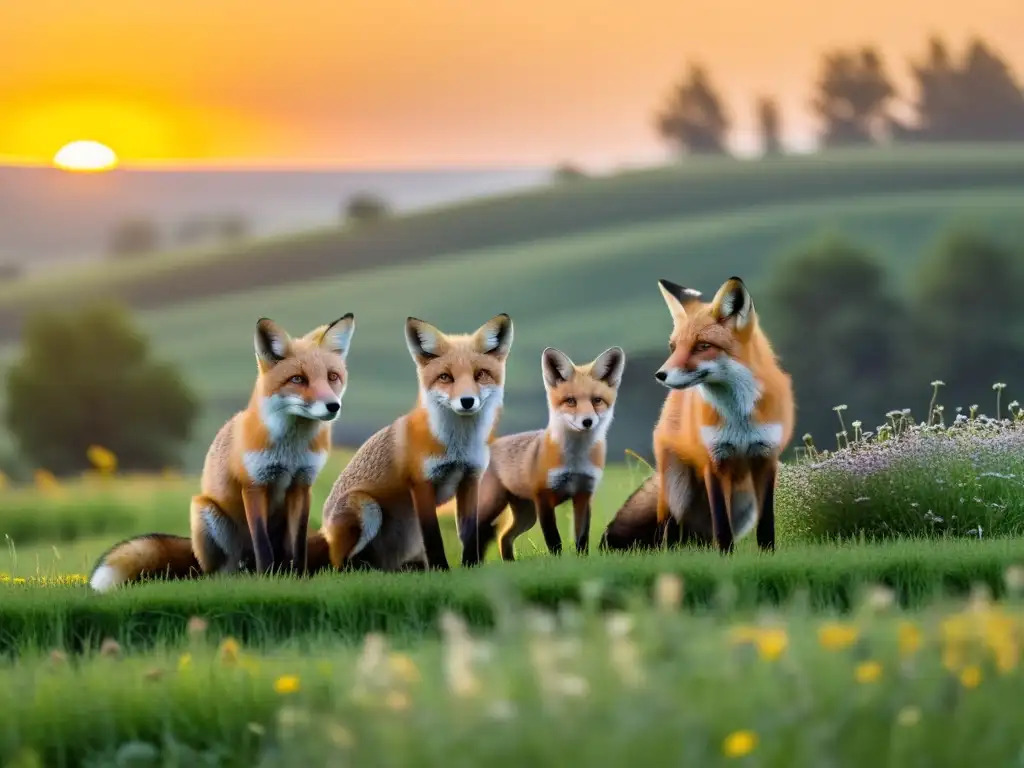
[2,583,1023,766]
[3,538,1024,654]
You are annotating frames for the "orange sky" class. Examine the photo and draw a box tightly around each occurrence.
[2,0,1022,168]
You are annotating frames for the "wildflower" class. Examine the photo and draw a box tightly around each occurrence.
[33,469,61,495]
[755,628,789,662]
[389,653,421,684]
[218,637,241,665]
[386,691,411,711]
[86,445,118,474]
[863,585,895,613]
[178,653,192,671]
[99,638,122,659]
[722,730,757,758]
[959,665,982,689]
[654,573,684,611]
[186,616,208,637]
[818,622,858,651]
[855,660,882,684]
[274,675,301,695]
[896,707,921,727]
[931,380,945,388]
[247,723,266,737]
[898,622,922,658]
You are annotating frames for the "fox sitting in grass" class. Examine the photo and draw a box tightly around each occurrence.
[461,346,625,565]
[88,314,356,592]
[312,313,514,572]
[601,276,794,554]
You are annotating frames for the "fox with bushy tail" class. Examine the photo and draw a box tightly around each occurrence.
[88,314,356,592]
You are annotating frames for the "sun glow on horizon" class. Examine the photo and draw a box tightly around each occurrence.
[53,140,119,172]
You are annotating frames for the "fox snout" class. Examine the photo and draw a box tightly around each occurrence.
[654,364,707,390]
[306,387,342,421]
[452,394,481,415]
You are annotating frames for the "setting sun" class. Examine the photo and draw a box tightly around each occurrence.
[53,140,119,172]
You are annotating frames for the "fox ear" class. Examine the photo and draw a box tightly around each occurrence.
[658,279,703,317]
[710,276,754,331]
[541,347,575,388]
[405,317,444,362]
[254,318,292,368]
[590,347,626,389]
[316,313,356,360]
[474,313,514,358]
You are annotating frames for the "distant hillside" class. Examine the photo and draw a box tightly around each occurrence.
[0,165,549,268]
[1,144,1023,470]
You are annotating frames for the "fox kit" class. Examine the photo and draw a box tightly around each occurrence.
[600,276,793,554]
[88,314,356,591]
[461,346,625,565]
[318,313,513,572]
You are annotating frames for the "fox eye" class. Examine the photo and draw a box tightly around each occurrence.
[564,396,577,407]
[668,341,677,353]
[693,342,712,353]
[592,397,604,407]
[474,370,490,383]
[290,375,308,385]
[328,371,341,383]
[438,372,454,383]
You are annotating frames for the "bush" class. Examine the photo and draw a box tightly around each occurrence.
[552,162,589,183]
[778,383,1024,542]
[4,304,200,476]
[343,193,391,225]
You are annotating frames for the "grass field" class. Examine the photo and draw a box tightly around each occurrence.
[4,406,1024,764]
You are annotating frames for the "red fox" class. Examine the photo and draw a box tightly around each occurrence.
[601,276,794,554]
[317,313,513,572]
[461,346,625,565]
[88,314,356,591]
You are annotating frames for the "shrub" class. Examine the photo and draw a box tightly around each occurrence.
[108,217,160,259]
[4,303,200,475]
[343,193,391,225]
[778,383,1024,542]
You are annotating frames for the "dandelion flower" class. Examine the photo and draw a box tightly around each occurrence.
[274,675,301,695]
[755,628,789,662]
[855,660,882,684]
[86,444,118,474]
[959,665,982,689]
[898,622,922,658]
[818,622,859,651]
[722,730,758,758]
[218,637,241,665]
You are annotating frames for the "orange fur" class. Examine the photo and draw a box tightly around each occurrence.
[462,346,625,564]
[88,314,355,591]
[320,313,513,572]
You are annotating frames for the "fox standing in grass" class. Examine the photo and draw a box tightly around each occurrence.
[88,315,356,591]
[315,313,513,572]
[461,346,625,565]
[602,276,793,553]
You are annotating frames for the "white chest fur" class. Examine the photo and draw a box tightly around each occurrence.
[544,422,605,497]
[421,393,501,505]
[245,406,329,508]
[698,372,781,463]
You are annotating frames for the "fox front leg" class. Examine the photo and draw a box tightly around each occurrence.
[411,480,450,571]
[241,486,275,575]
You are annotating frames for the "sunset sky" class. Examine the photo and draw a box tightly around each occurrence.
[2,0,1022,169]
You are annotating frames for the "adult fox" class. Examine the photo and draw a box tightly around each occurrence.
[600,276,794,553]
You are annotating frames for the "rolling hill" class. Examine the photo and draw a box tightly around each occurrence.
[2,144,1024,470]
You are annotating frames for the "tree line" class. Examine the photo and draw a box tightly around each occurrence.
[656,35,1024,155]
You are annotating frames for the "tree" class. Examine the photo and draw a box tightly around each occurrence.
[911,228,1024,413]
[910,36,1024,142]
[811,47,896,147]
[761,234,910,447]
[5,304,200,475]
[344,193,391,225]
[108,217,160,259]
[655,63,731,156]
[757,96,783,155]
[552,161,589,183]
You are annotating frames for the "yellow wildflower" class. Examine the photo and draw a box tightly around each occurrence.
[178,653,192,671]
[13,577,26,585]
[855,660,882,684]
[33,469,61,495]
[274,675,301,695]
[898,621,922,658]
[818,622,859,651]
[389,652,421,684]
[722,730,757,758]
[959,665,982,689]
[755,628,789,662]
[218,637,240,665]
[86,445,118,474]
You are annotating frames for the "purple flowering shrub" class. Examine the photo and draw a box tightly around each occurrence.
[776,384,1024,541]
